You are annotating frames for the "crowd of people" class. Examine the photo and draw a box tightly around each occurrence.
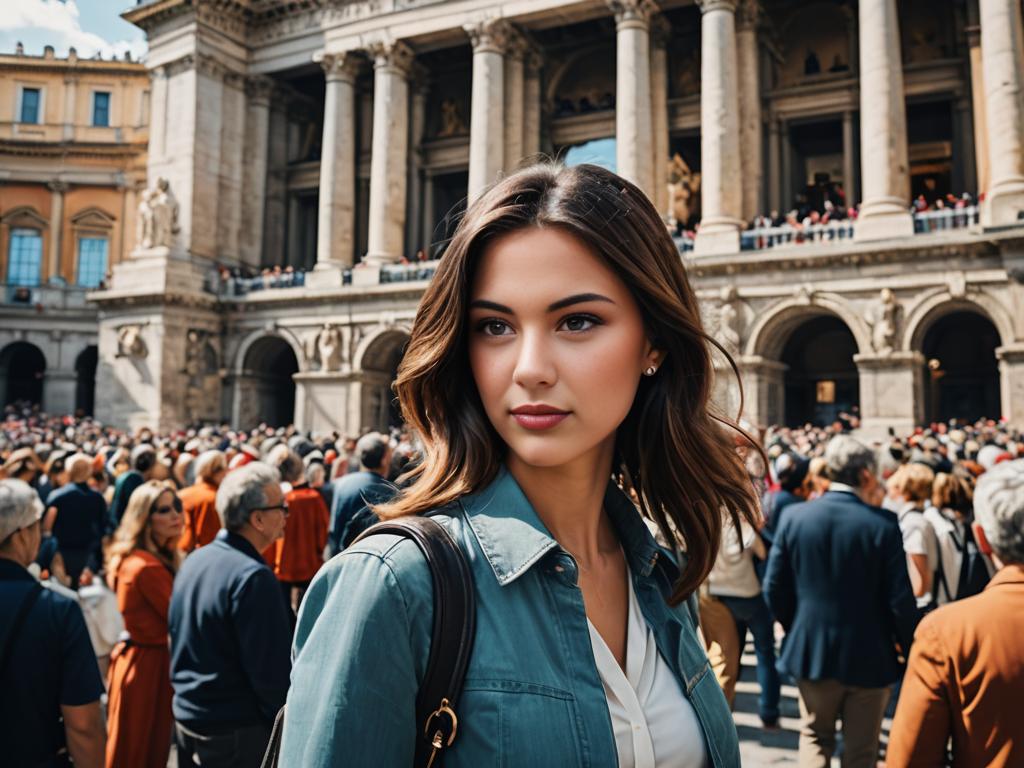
[703,416,1023,766]
[1,401,1021,766]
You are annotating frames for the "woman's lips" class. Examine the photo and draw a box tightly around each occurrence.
[511,412,569,430]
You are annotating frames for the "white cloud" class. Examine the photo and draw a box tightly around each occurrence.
[0,0,147,61]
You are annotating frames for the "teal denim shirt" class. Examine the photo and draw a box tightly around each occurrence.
[280,467,739,767]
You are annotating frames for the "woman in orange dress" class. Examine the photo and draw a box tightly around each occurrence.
[104,479,183,768]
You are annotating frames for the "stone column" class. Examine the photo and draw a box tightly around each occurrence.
[736,0,762,223]
[406,69,429,258]
[997,344,1024,423]
[842,109,857,206]
[780,118,792,210]
[608,0,656,198]
[737,356,788,428]
[240,76,273,270]
[650,16,671,219]
[504,32,526,172]
[980,0,1024,226]
[966,16,989,195]
[767,116,781,213]
[854,352,924,437]
[47,181,67,282]
[523,51,543,159]
[314,53,360,277]
[466,20,509,204]
[695,0,744,255]
[854,0,914,242]
[365,41,414,268]
[62,74,77,141]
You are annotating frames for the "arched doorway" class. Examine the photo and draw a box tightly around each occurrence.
[75,346,98,416]
[239,336,299,429]
[781,316,860,426]
[0,342,46,407]
[921,311,1001,423]
[360,331,410,432]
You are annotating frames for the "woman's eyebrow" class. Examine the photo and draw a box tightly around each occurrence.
[469,293,615,314]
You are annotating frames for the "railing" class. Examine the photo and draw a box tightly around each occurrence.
[740,220,855,251]
[207,270,307,296]
[913,205,979,233]
[379,261,440,283]
[1,283,94,309]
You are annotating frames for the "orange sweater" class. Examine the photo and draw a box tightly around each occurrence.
[178,481,221,552]
[268,485,329,582]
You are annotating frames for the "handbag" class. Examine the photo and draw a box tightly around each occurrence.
[260,513,477,768]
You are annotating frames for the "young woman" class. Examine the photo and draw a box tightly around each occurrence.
[104,480,182,768]
[886,463,940,609]
[281,163,760,767]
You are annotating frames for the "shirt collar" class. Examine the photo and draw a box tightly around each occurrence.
[216,528,265,564]
[461,465,663,587]
[826,482,859,495]
[987,562,1024,589]
[0,557,32,581]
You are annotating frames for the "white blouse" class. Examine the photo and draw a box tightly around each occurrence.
[587,575,709,768]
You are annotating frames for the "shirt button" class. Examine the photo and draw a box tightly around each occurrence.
[554,565,565,573]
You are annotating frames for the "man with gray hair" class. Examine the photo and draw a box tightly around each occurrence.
[168,462,291,767]
[888,459,1024,767]
[765,434,918,768]
[325,431,396,557]
[0,478,106,766]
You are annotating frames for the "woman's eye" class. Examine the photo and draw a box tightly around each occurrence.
[560,314,600,333]
[478,319,512,336]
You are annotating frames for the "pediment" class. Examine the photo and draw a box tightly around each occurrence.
[0,206,47,230]
[70,207,116,230]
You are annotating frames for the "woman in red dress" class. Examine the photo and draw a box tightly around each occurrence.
[104,479,183,768]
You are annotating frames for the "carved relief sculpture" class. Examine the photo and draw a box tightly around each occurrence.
[116,325,148,359]
[307,323,344,372]
[135,177,180,250]
[869,288,899,356]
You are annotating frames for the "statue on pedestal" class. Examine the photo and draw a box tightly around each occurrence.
[869,288,899,356]
[135,177,180,251]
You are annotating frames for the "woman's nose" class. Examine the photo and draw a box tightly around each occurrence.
[512,330,557,389]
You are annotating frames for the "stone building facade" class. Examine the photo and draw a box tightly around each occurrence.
[0,45,149,415]
[33,0,1024,435]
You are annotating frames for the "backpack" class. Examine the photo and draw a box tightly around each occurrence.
[956,523,992,600]
[932,511,991,604]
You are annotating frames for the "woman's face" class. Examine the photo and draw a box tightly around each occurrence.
[149,490,183,546]
[468,227,659,472]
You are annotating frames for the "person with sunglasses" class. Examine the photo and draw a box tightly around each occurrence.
[103,479,183,768]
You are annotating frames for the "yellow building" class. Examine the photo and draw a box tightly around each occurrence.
[0,44,148,414]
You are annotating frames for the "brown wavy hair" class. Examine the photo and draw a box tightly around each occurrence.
[105,479,182,582]
[377,162,762,603]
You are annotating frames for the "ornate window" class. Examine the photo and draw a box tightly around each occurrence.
[93,91,111,127]
[7,228,43,286]
[71,208,115,287]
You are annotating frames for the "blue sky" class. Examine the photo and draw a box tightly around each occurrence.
[0,0,147,60]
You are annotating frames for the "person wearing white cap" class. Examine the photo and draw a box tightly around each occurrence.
[0,478,106,766]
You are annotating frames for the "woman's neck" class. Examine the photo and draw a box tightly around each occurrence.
[505,441,618,567]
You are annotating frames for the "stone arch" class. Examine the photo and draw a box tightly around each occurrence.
[545,43,616,118]
[902,291,1013,353]
[744,295,870,359]
[234,333,301,429]
[74,345,98,416]
[354,326,411,433]
[232,327,305,376]
[0,340,47,406]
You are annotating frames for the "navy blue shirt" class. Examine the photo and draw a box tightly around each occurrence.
[0,558,104,766]
[169,529,291,728]
[326,471,396,557]
[46,482,107,553]
[108,470,143,530]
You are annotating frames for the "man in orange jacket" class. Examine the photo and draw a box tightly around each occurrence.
[178,451,226,553]
[888,459,1024,767]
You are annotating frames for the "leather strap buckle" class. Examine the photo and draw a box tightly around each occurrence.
[423,698,458,768]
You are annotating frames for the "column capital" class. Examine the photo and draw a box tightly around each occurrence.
[464,18,513,54]
[366,40,415,76]
[47,180,69,194]
[650,14,673,48]
[244,74,275,103]
[607,0,659,28]
[318,52,362,84]
[735,0,760,30]
[697,0,738,14]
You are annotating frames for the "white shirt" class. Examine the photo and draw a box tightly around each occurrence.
[588,575,708,768]
[896,501,939,608]
[706,519,760,598]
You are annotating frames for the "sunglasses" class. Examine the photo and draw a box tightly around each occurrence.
[153,498,183,515]
[252,503,289,517]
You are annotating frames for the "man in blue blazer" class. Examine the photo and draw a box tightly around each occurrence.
[764,435,918,768]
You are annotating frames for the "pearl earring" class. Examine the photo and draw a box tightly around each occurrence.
[644,365,657,376]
